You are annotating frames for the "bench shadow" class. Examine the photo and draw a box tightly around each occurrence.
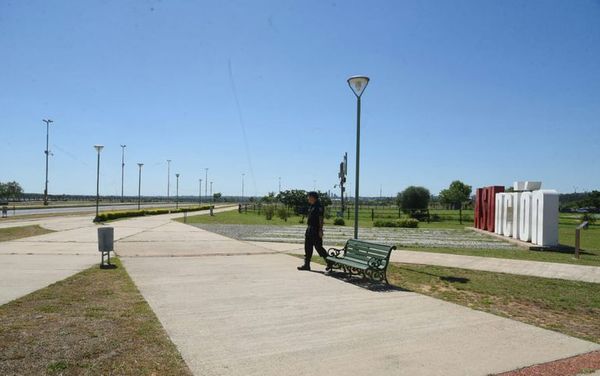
[530,244,597,257]
[310,270,408,293]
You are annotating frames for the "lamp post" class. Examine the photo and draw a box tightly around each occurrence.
[137,163,143,210]
[94,145,104,218]
[210,181,213,202]
[42,119,53,206]
[198,178,202,205]
[167,159,172,202]
[347,75,369,239]
[241,173,245,202]
[120,145,126,202]
[204,168,208,201]
[175,173,180,209]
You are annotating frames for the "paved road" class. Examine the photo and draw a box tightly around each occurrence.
[2,202,196,217]
[119,220,599,376]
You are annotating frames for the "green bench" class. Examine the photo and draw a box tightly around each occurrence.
[327,239,396,283]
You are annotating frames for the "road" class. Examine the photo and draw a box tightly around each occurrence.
[1,202,210,217]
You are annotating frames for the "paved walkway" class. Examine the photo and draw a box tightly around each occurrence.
[119,221,599,376]
[0,206,234,305]
[249,241,600,283]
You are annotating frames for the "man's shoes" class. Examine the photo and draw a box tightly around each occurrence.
[325,262,333,272]
[297,265,311,271]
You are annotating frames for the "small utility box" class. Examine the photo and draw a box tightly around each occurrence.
[98,227,117,269]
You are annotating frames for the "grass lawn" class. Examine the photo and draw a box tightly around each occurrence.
[0,225,54,242]
[0,258,191,376]
[306,256,600,343]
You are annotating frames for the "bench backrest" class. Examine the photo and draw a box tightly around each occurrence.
[344,239,396,265]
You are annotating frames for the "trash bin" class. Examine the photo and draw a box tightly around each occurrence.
[98,227,116,269]
[98,227,114,253]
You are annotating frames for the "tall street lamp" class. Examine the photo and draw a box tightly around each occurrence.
[347,75,369,239]
[120,145,126,202]
[210,181,213,202]
[42,119,53,206]
[241,173,245,202]
[167,159,172,201]
[94,145,104,218]
[175,173,180,209]
[137,163,143,210]
[204,168,209,201]
[198,178,203,205]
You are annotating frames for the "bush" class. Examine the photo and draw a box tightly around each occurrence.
[333,217,345,226]
[277,207,289,221]
[373,218,419,228]
[581,212,597,225]
[264,205,276,220]
[93,205,211,222]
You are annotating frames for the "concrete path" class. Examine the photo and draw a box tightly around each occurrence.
[120,221,599,376]
[0,206,234,305]
[249,241,600,283]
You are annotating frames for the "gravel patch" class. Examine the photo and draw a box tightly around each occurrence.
[192,224,517,249]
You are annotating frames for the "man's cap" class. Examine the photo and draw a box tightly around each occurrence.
[307,191,319,199]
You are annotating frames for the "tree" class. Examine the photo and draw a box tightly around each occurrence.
[213,192,222,201]
[439,180,472,224]
[0,181,23,201]
[261,192,276,203]
[277,189,308,214]
[397,186,430,219]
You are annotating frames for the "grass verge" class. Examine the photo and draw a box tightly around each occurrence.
[306,256,600,343]
[0,258,192,375]
[0,225,54,242]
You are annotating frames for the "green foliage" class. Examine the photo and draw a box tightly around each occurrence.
[397,186,430,213]
[213,192,222,201]
[581,212,597,225]
[93,206,211,222]
[439,181,472,209]
[276,206,289,221]
[333,217,345,226]
[373,218,419,228]
[277,189,308,215]
[264,205,276,220]
[0,181,24,200]
[261,192,277,203]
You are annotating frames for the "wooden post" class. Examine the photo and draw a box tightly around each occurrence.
[575,228,581,259]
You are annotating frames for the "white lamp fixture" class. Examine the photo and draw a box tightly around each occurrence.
[94,144,104,153]
[347,76,370,98]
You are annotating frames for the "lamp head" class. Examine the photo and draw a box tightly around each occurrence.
[94,145,104,153]
[347,75,370,97]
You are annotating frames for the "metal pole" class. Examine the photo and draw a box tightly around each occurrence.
[354,96,361,239]
[242,173,245,202]
[210,181,213,202]
[176,174,180,209]
[137,164,142,210]
[205,168,208,201]
[278,177,281,193]
[42,119,52,206]
[167,160,171,201]
[96,150,101,218]
[199,179,202,205]
[120,145,126,202]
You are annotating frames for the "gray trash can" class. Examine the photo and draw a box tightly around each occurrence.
[98,227,116,269]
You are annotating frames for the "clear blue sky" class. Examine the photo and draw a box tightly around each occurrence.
[2,0,599,197]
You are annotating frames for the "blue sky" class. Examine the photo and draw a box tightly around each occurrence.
[2,0,599,197]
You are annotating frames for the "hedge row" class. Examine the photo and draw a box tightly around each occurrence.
[93,205,211,222]
[373,218,419,228]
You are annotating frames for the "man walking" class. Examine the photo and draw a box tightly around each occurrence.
[298,191,331,271]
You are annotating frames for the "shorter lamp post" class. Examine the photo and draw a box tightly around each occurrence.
[241,173,245,202]
[94,145,104,218]
[175,173,180,209]
[199,178,202,205]
[210,181,213,202]
[137,163,143,210]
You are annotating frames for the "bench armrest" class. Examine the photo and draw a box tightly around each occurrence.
[327,247,345,258]
[367,257,386,269]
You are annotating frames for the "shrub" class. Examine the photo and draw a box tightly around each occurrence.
[581,212,597,225]
[277,207,289,221]
[93,205,211,222]
[333,217,345,226]
[373,218,419,228]
[264,205,276,220]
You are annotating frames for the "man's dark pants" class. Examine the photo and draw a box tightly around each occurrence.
[304,228,328,266]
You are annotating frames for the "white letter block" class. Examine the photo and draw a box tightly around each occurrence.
[518,192,532,242]
[495,193,505,235]
[531,190,559,247]
[502,193,514,237]
[511,192,522,240]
